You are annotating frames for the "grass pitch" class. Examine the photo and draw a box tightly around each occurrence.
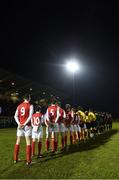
[0,122,119,179]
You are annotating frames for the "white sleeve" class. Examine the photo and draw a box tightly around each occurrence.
[45,109,49,122]
[31,117,33,127]
[71,111,74,122]
[63,110,66,119]
[41,115,44,124]
[14,108,20,126]
[55,107,60,123]
[23,105,33,126]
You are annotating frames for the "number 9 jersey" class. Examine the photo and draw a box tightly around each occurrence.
[16,102,33,126]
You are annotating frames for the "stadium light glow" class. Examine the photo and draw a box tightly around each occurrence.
[11,82,15,86]
[66,60,79,73]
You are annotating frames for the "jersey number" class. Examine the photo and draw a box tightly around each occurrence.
[50,109,55,116]
[21,107,25,116]
[33,117,40,125]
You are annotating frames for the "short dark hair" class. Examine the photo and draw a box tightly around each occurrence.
[57,101,61,106]
[23,94,30,100]
[50,96,57,104]
[35,105,41,112]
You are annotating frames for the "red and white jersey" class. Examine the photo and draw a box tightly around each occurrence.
[58,107,66,124]
[45,104,60,124]
[65,111,74,126]
[14,101,33,126]
[31,112,43,127]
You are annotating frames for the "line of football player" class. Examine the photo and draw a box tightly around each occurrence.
[13,95,112,165]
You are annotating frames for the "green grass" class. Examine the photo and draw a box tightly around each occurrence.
[0,122,119,179]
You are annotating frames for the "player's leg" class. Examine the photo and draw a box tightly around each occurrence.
[25,135,32,165]
[77,125,81,142]
[73,125,78,143]
[70,125,74,145]
[37,138,42,157]
[31,138,36,156]
[14,127,23,163]
[53,123,59,152]
[46,126,51,152]
[25,126,32,165]
[64,128,68,147]
[14,136,21,163]
[80,122,84,141]
[37,127,43,157]
[31,130,36,156]
[60,123,65,149]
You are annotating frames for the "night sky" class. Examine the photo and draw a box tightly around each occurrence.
[1,2,119,116]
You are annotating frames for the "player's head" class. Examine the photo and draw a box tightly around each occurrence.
[35,105,41,112]
[65,104,71,111]
[56,101,61,107]
[23,94,31,102]
[50,96,57,105]
[85,111,88,115]
[77,106,84,111]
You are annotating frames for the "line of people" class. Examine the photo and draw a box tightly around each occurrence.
[13,94,112,166]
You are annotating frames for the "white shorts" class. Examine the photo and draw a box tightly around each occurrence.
[46,123,59,138]
[65,124,74,132]
[32,126,43,139]
[84,123,87,129]
[73,124,78,132]
[77,125,81,132]
[17,125,32,137]
[59,123,65,133]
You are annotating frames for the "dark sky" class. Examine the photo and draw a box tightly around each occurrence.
[1,2,119,115]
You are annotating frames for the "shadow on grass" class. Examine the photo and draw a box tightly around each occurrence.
[0,129,118,178]
[36,129,118,164]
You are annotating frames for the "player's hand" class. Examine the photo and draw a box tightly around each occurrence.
[18,124,24,129]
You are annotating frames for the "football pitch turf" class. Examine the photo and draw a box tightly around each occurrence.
[0,122,119,179]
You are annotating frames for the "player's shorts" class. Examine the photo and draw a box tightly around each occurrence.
[86,122,91,129]
[84,123,87,129]
[65,124,74,132]
[79,122,84,129]
[46,123,59,136]
[91,121,96,128]
[17,125,32,137]
[32,126,43,139]
[59,123,65,133]
[77,125,81,132]
[73,124,78,132]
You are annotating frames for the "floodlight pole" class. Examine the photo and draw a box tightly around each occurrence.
[72,71,76,107]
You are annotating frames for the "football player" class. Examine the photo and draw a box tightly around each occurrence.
[14,94,33,166]
[31,105,43,158]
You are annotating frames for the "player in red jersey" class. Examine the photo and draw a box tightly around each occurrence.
[13,94,33,166]
[45,98,60,152]
[57,101,66,150]
[31,105,43,158]
[65,104,74,147]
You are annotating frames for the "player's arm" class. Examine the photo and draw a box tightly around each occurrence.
[31,116,34,127]
[55,106,60,123]
[23,105,34,126]
[71,110,74,124]
[41,115,44,125]
[63,110,66,123]
[14,108,20,126]
[45,109,50,126]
